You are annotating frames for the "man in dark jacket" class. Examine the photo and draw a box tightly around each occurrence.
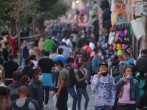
[8,72,21,102]
[136,49,147,96]
[109,55,123,81]
[29,69,43,109]
[136,49,147,78]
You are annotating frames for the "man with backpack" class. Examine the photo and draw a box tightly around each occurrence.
[65,57,78,110]
[8,72,21,102]
[10,85,40,110]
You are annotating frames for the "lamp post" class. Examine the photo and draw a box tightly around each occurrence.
[76,0,79,4]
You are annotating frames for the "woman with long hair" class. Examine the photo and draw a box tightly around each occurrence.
[115,66,140,110]
[75,63,89,110]
[0,86,11,110]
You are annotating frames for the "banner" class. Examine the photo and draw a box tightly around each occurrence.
[131,17,146,40]
[114,3,126,13]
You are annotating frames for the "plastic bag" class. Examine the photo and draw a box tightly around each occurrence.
[53,94,58,110]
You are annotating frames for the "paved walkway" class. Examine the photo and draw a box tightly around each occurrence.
[46,85,95,110]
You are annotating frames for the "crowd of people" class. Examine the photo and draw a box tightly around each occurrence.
[0,21,147,110]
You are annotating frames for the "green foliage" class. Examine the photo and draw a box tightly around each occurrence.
[46,2,68,19]
[0,0,68,32]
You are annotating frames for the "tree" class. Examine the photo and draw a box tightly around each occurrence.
[0,0,68,33]
[34,0,68,33]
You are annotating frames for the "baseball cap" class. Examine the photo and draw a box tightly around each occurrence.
[99,62,108,67]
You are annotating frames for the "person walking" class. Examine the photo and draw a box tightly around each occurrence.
[29,69,43,109]
[91,62,115,110]
[2,42,10,62]
[10,85,40,110]
[7,73,21,102]
[92,48,102,75]
[55,60,69,110]
[0,86,11,110]
[109,55,124,82]
[21,40,29,69]
[115,66,140,110]
[37,51,54,108]
[75,63,89,110]
[54,48,67,65]
[44,37,57,54]
[21,59,34,79]
[65,57,78,110]
[136,49,147,96]
[1,54,19,86]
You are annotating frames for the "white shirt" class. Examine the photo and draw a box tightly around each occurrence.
[66,39,73,53]
[89,42,95,50]
[91,75,116,106]
[31,60,38,69]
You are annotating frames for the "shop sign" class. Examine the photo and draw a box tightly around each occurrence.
[134,2,147,16]
[114,3,126,13]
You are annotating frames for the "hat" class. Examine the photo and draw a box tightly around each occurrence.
[99,62,108,67]
[8,54,14,59]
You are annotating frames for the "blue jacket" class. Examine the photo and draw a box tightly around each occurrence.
[92,55,102,73]
[115,78,140,104]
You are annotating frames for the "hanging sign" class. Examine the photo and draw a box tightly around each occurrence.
[134,2,147,16]
[114,3,126,13]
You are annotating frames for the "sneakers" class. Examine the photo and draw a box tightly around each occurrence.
[43,103,48,108]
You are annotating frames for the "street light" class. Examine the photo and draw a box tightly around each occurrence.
[76,0,79,4]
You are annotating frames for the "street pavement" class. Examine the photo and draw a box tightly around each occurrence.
[46,85,95,110]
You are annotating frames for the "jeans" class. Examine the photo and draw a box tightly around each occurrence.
[43,86,50,105]
[68,86,78,110]
[76,88,89,110]
[95,105,110,110]
[56,87,68,110]
[85,63,91,83]
[21,58,26,69]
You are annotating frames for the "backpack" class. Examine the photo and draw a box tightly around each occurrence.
[11,98,40,110]
[65,65,76,87]
[12,98,31,110]
[80,47,90,63]
[9,87,19,102]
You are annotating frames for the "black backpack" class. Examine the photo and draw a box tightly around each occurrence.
[9,86,19,102]
[12,98,32,110]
